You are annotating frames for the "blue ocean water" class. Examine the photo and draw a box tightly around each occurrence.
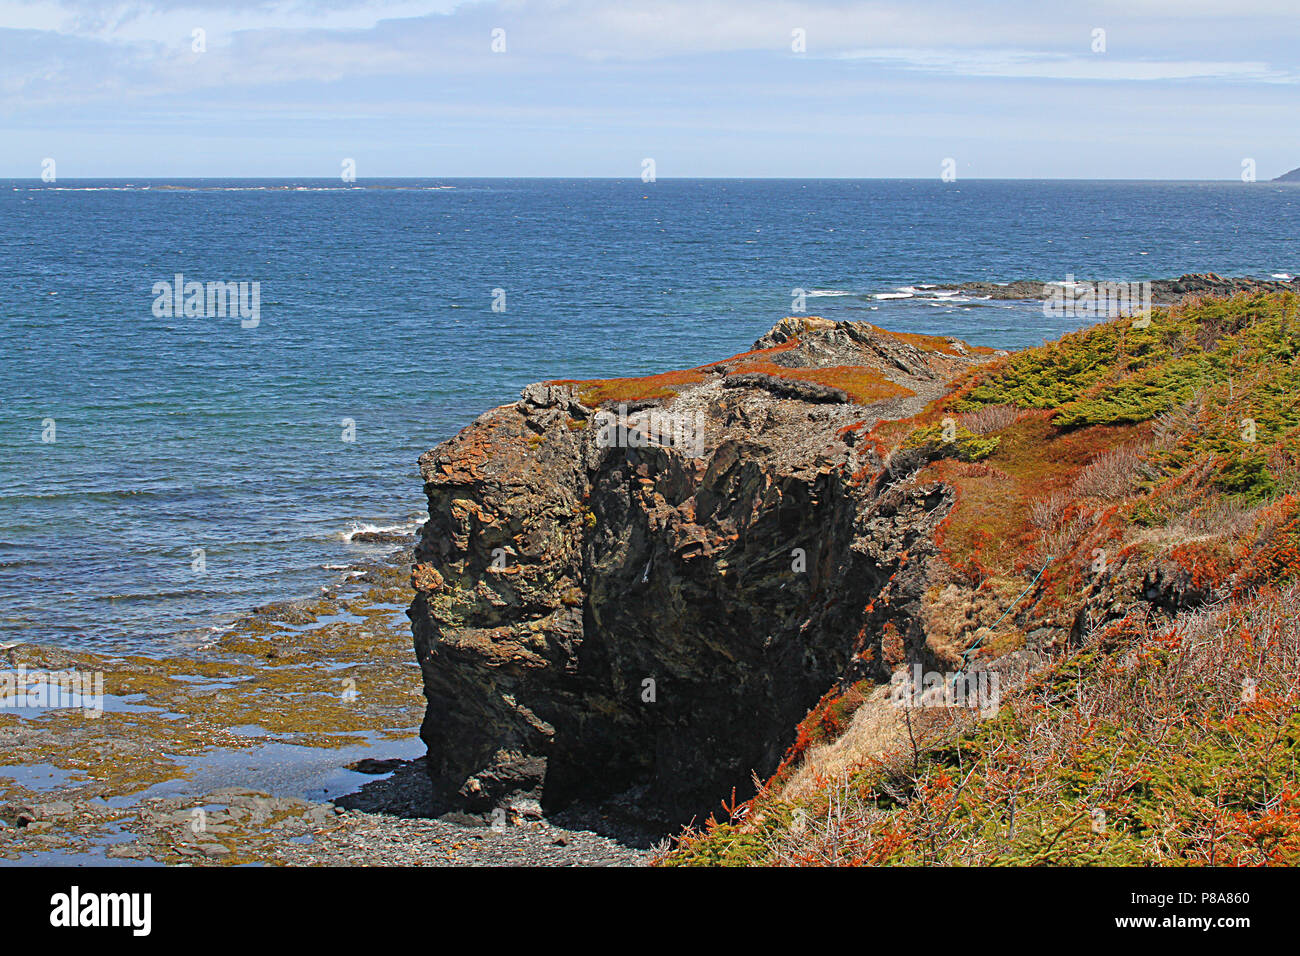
[2,178,1298,653]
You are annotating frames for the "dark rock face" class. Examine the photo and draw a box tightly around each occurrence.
[407,321,990,826]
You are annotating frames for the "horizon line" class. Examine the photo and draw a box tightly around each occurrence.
[3,175,1295,183]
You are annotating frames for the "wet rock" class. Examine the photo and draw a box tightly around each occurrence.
[348,757,406,775]
[348,530,414,544]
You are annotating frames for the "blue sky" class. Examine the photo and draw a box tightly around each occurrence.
[1,0,1297,178]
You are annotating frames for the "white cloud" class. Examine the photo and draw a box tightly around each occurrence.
[836,48,1298,83]
[0,0,473,44]
[1,0,1298,116]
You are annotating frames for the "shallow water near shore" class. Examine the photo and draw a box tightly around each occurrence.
[0,543,653,866]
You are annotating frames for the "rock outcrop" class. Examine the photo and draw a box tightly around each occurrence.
[932,272,1299,302]
[408,321,995,826]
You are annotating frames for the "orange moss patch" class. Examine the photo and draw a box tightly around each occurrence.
[868,325,999,357]
[550,333,920,409]
[706,336,916,405]
[549,339,801,407]
[548,368,708,406]
[727,360,914,405]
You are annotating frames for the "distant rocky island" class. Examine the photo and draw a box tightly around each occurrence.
[933,272,1297,302]
[1274,167,1300,182]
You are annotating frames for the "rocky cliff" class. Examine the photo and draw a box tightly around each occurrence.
[407,318,1000,825]
[410,287,1300,847]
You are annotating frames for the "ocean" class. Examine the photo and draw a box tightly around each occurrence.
[2,178,1298,653]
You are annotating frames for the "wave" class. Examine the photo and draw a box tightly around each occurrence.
[340,521,421,544]
[95,589,214,602]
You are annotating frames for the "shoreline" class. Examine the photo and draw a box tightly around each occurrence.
[0,535,653,865]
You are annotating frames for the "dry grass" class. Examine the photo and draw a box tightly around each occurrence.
[1028,491,1068,529]
[778,685,913,803]
[1037,511,1093,563]
[1072,442,1150,500]
[959,404,1021,435]
[1164,495,1262,539]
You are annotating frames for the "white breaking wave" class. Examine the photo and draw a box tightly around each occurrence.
[340,521,421,543]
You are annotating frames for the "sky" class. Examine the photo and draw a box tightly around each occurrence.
[0,0,1297,178]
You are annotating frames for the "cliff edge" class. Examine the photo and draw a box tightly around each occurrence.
[407,319,1001,825]
[411,289,1300,862]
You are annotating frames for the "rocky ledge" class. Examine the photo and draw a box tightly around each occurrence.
[931,271,1298,302]
[408,318,1004,826]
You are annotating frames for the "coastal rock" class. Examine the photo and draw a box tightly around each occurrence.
[932,272,1299,303]
[408,320,991,824]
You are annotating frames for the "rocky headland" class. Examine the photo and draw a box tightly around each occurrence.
[411,282,1300,864]
[409,319,1002,826]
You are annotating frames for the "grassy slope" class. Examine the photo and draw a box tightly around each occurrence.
[663,291,1300,865]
